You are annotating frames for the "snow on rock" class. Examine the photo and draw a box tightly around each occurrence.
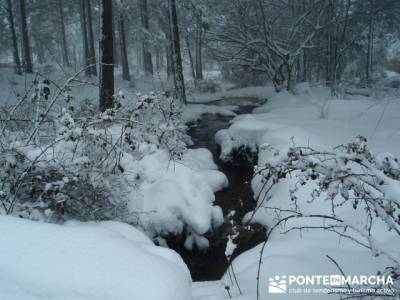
[188,85,276,104]
[215,114,270,161]
[183,104,239,124]
[132,148,227,243]
[0,215,191,300]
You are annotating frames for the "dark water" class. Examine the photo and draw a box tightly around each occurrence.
[168,97,267,281]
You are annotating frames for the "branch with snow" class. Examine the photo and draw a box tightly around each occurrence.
[250,136,400,299]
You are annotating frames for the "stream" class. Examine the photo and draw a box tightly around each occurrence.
[168,97,267,281]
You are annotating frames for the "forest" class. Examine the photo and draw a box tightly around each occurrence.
[0,0,400,299]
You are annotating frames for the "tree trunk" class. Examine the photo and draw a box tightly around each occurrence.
[86,0,97,76]
[168,0,186,103]
[6,0,22,75]
[80,0,91,76]
[99,0,114,112]
[166,46,172,79]
[118,11,131,81]
[366,0,374,83]
[19,0,33,73]
[140,0,153,75]
[58,0,70,67]
[113,22,119,67]
[185,35,196,82]
[195,15,203,80]
[155,48,161,71]
[162,25,173,79]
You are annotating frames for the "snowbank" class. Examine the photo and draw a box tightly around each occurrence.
[130,148,226,247]
[183,104,239,124]
[188,86,276,104]
[216,84,400,160]
[0,215,191,300]
[198,84,400,299]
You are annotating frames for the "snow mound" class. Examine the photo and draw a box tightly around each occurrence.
[215,114,270,161]
[189,85,275,104]
[183,104,239,124]
[199,85,400,299]
[133,148,226,245]
[0,215,191,300]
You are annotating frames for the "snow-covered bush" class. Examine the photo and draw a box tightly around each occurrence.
[252,136,400,297]
[125,92,189,160]
[0,78,224,249]
[0,80,188,222]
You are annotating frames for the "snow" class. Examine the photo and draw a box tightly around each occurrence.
[3,64,400,300]
[0,67,229,246]
[188,85,276,104]
[194,84,400,299]
[183,104,239,124]
[216,84,400,159]
[133,148,226,245]
[0,215,191,300]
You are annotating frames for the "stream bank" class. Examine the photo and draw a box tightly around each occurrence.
[168,97,267,281]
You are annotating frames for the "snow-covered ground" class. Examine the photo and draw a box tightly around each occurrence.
[0,215,191,300]
[0,67,231,245]
[2,65,400,299]
[188,85,275,104]
[194,83,400,299]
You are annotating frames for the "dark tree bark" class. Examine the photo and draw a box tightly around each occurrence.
[161,25,173,79]
[86,0,97,76]
[99,0,114,112]
[6,0,22,75]
[168,0,186,103]
[19,0,33,73]
[80,0,91,76]
[166,45,172,79]
[155,48,161,71]
[113,22,119,67]
[195,14,203,80]
[57,0,70,67]
[366,0,374,83]
[185,35,196,82]
[140,0,153,75]
[118,10,131,81]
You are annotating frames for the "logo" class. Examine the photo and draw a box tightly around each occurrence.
[268,275,287,294]
[267,274,395,295]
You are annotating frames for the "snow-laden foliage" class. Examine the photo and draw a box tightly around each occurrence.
[253,136,400,297]
[0,80,188,224]
[125,91,188,160]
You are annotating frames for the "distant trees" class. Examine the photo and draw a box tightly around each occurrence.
[140,0,153,75]
[2,0,400,98]
[208,0,400,91]
[80,0,97,76]
[118,7,131,81]
[5,0,22,75]
[19,0,33,73]
[99,0,114,112]
[211,0,329,91]
[57,0,70,67]
[86,0,97,76]
[79,0,90,76]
